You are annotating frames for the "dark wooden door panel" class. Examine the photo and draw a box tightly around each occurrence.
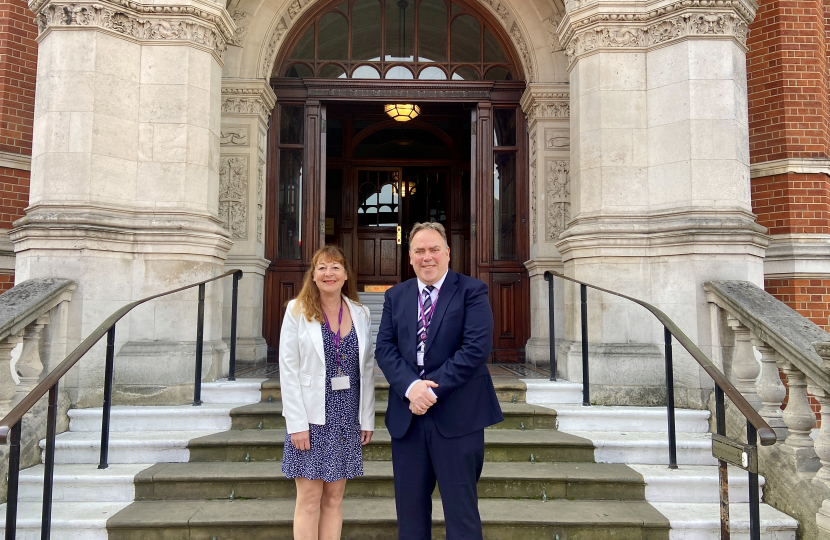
[380,238,398,276]
[358,238,375,276]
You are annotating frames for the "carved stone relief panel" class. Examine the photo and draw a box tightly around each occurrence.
[545,129,570,150]
[257,160,265,244]
[220,125,249,147]
[531,160,538,245]
[546,159,571,242]
[219,156,248,239]
[229,9,250,46]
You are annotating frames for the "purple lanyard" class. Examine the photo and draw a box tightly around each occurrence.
[418,286,440,335]
[322,299,344,371]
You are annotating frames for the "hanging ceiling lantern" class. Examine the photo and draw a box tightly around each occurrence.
[384,103,420,122]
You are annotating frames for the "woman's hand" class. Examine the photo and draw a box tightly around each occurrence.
[291,430,311,450]
[361,430,373,445]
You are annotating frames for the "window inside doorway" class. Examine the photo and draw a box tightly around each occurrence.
[279,0,517,81]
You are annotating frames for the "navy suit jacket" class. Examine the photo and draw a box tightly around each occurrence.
[375,269,504,439]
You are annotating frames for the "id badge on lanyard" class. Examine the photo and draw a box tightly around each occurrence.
[324,300,350,391]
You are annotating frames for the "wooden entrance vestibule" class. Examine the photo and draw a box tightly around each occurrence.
[262,0,530,363]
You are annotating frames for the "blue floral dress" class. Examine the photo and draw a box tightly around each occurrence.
[282,323,363,481]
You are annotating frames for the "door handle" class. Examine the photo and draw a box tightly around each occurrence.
[396,226,402,245]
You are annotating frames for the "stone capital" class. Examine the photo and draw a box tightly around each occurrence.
[558,0,756,68]
[30,0,235,61]
[221,78,277,125]
[520,83,570,130]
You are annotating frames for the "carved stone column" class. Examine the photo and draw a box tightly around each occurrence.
[726,317,761,411]
[14,0,236,406]
[520,84,569,371]
[556,0,768,406]
[752,338,788,439]
[779,359,820,472]
[11,315,49,407]
[219,79,275,366]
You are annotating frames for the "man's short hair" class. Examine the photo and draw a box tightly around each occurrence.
[409,222,448,248]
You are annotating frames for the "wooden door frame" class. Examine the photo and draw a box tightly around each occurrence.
[263,78,528,360]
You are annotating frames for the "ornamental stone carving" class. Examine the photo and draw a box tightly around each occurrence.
[257,161,265,244]
[228,9,249,47]
[543,15,564,52]
[520,86,570,129]
[221,79,277,124]
[509,22,534,82]
[33,0,232,57]
[220,127,249,146]
[480,0,509,24]
[531,160,538,244]
[560,0,754,66]
[546,160,571,242]
[545,129,570,149]
[219,156,248,239]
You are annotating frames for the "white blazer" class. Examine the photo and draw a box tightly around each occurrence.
[279,296,376,434]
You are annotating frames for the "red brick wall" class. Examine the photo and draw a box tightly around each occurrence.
[0,166,28,229]
[751,173,830,235]
[747,0,830,162]
[0,0,38,157]
[0,0,37,291]
[765,277,830,329]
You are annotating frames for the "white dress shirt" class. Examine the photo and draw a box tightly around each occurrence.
[405,270,448,399]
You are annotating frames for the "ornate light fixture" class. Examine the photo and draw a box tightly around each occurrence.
[384,103,420,122]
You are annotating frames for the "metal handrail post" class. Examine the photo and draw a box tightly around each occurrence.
[716,384,730,540]
[229,271,241,381]
[664,326,678,469]
[580,284,589,406]
[747,421,760,540]
[544,272,556,381]
[41,383,59,540]
[98,325,116,469]
[194,283,206,406]
[5,420,21,540]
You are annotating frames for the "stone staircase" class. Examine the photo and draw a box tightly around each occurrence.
[0,376,800,539]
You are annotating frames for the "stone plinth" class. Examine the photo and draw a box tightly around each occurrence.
[12,0,236,406]
[557,0,769,406]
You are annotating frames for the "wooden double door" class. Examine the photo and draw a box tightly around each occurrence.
[264,83,529,363]
[338,167,463,289]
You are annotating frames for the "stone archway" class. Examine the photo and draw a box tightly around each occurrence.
[219,0,569,83]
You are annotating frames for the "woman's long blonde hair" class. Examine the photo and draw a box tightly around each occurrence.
[293,245,360,323]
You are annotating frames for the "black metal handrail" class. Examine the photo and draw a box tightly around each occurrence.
[544,270,774,540]
[0,269,243,540]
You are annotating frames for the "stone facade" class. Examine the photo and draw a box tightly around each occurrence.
[0,0,826,412]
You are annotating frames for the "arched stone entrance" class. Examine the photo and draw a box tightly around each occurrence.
[215,0,573,367]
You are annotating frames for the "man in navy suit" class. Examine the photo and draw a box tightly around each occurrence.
[375,222,503,540]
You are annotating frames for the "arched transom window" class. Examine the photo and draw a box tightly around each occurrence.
[278,0,518,81]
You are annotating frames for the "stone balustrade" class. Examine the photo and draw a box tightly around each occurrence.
[704,280,830,477]
[0,278,76,416]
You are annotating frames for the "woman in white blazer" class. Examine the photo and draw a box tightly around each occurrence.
[279,244,375,540]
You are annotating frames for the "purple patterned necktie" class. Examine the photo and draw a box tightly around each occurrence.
[416,286,435,378]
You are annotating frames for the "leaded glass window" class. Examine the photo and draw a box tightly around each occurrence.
[278,0,517,81]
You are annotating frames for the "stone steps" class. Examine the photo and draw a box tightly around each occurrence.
[67,404,235,432]
[105,498,672,540]
[132,461,646,501]
[259,377,530,403]
[229,400,558,430]
[187,427,596,463]
[41,430,216,464]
